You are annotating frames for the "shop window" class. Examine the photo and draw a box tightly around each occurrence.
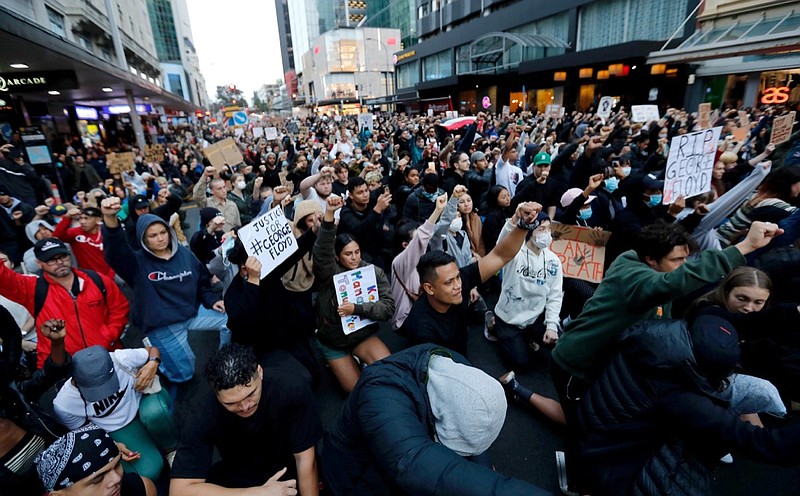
[578,85,595,111]
[535,88,555,113]
[47,7,66,37]
[509,92,525,113]
[423,51,452,81]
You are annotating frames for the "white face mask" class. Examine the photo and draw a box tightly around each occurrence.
[449,217,463,232]
[235,181,246,190]
[533,232,552,249]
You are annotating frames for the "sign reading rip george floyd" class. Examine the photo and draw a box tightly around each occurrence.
[334,265,379,335]
[0,70,78,93]
[549,224,611,284]
[238,206,298,278]
[663,126,722,204]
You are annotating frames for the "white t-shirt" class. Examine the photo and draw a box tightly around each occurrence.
[54,349,148,432]
[495,157,524,197]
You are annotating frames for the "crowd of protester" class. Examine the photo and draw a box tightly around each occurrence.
[1,101,800,496]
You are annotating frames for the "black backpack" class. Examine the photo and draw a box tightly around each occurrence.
[33,269,107,320]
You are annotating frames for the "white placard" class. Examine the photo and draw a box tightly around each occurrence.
[597,97,613,120]
[334,265,378,335]
[545,104,562,118]
[631,105,660,123]
[237,206,298,278]
[427,109,434,117]
[252,127,264,138]
[265,127,279,140]
[663,126,722,204]
[234,127,244,137]
[358,112,374,133]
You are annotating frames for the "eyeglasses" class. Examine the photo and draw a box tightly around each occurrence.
[45,254,70,266]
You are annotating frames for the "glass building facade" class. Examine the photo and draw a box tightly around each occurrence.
[146,0,180,62]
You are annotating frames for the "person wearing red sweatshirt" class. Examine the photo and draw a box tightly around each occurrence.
[53,206,115,279]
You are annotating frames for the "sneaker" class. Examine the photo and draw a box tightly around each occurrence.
[498,371,533,404]
[484,311,497,342]
[555,451,580,496]
[720,453,733,464]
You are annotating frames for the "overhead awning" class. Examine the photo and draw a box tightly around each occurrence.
[0,6,200,113]
[458,32,570,76]
[648,12,800,65]
[365,90,419,105]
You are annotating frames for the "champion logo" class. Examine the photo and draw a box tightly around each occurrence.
[147,270,193,282]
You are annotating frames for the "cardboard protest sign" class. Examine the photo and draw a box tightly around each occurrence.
[597,97,614,120]
[549,224,610,284]
[144,145,164,164]
[106,152,134,174]
[357,112,374,133]
[732,127,747,142]
[237,206,298,278]
[334,265,379,334]
[697,103,712,130]
[631,105,660,123]
[663,126,722,204]
[770,112,796,145]
[203,137,244,168]
[738,110,750,129]
[252,127,264,138]
[265,127,279,140]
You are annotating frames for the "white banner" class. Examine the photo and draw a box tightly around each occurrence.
[597,97,613,120]
[663,126,723,204]
[265,127,279,140]
[334,265,379,335]
[237,206,298,278]
[631,105,660,123]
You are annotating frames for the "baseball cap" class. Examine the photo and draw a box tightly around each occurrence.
[131,194,150,210]
[641,173,664,191]
[689,315,740,381]
[560,188,596,208]
[72,346,120,402]
[81,207,102,218]
[200,207,224,227]
[49,204,68,217]
[34,238,70,262]
[470,151,486,164]
[533,152,551,166]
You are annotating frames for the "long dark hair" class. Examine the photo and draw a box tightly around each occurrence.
[335,233,360,257]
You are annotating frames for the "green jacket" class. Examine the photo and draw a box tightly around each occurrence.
[313,221,395,350]
[551,246,744,383]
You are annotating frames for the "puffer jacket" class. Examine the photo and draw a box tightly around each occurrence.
[312,220,394,350]
[320,344,552,496]
[576,319,800,496]
[0,260,128,368]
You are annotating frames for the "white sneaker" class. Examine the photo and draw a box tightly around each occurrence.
[484,311,498,342]
[720,453,733,464]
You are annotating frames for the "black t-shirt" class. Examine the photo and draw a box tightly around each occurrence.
[171,365,322,488]
[121,472,146,496]
[401,262,480,355]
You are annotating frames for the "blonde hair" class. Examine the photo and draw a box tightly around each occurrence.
[719,152,738,165]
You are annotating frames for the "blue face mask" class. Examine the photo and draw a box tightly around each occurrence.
[421,190,438,202]
[648,194,663,207]
[621,166,631,177]
[578,208,592,220]
[604,177,619,192]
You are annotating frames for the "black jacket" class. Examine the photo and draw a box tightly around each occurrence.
[576,319,800,496]
[338,200,385,266]
[320,344,552,496]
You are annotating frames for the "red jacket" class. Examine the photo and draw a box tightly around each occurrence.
[53,217,115,279]
[0,263,129,367]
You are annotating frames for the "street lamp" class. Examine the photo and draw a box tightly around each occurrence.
[364,37,392,100]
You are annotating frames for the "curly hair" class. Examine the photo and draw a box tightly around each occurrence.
[634,220,696,264]
[205,343,258,392]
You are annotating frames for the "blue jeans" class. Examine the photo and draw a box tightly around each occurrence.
[146,305,229,383]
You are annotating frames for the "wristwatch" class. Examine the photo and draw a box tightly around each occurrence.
[148,356,161,364]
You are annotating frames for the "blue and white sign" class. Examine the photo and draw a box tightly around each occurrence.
[233,111,247,125]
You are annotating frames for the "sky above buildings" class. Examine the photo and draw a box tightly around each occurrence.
[186,0,285,103]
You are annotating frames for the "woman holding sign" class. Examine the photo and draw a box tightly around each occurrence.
[313,194,395,392]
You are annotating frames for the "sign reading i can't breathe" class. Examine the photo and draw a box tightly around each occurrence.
[663,126,722,204]
[334,265,379,335]
[238,206,297,278]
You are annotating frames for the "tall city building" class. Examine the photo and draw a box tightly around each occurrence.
[274,0,295,75]
[391,0,701,114]
[146,0,208,108]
